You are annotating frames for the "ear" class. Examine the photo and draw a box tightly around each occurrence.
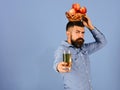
[66,31,71,44]
[66,31,70,37]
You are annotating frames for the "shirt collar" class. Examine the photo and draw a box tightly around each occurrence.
[61,40,85,50]
[61,40,73,47]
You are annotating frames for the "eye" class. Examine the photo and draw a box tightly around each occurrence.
[75,31,80,33]
[75,31,85,34]
[82,32,85,34]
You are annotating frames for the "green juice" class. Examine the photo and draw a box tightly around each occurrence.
[63,53,72,66]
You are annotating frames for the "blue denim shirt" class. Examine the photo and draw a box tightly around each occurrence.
[53,27,107,90]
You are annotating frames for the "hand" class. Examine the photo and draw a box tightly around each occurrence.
[57,62,71,73]
[82,15,95,30]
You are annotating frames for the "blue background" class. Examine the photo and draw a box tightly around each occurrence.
[0,0,120,90]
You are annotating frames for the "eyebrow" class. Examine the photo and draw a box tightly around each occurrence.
[75,30,85,33]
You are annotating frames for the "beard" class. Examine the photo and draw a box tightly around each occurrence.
[71,38,84,48]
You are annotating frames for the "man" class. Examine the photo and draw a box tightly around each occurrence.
[53,16,107,90]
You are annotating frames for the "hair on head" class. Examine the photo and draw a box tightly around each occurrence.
[66,21,84,31]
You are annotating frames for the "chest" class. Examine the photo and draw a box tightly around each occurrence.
[70,48,90,68]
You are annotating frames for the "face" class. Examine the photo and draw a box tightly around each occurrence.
[67,26,85,48]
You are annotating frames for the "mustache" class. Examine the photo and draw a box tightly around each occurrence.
[71,38,84,48]
[76,38,84,42]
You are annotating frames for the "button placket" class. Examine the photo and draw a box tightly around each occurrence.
[80,52,93,90]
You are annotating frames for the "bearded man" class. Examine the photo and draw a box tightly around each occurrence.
[53,16,107,90]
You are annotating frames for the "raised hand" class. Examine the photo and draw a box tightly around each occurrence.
[82,15,95,30]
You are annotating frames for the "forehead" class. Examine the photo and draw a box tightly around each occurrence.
[69,26,84,32]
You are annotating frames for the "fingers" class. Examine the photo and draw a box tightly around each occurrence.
[82,15,94,30]
[57,62,71,73]
[82,16,88,24]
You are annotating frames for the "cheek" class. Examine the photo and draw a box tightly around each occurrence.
[71,34,78,41]
[81,34,84,38]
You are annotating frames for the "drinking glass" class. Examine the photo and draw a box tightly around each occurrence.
[63,50,72,68]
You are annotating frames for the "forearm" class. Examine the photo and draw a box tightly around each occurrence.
[53,47,63,72]
[90,27,107,46]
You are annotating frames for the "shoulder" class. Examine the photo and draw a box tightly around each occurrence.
[80,43,90,54]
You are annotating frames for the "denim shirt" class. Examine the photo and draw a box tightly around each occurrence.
[53,27,107,90]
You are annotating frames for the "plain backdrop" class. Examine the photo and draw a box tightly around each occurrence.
[0,0,120,90]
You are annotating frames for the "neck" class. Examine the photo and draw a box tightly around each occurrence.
[67,39,71,44]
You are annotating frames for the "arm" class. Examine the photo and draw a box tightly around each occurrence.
[53,47,63,72]
[53,47,71,73]
[82,15,107,54]
[84,27,107,55]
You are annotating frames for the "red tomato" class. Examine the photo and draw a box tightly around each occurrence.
[79,7,87,14]
[72,3,80,11]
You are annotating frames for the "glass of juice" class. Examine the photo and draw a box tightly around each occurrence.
[63,50,72,68]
